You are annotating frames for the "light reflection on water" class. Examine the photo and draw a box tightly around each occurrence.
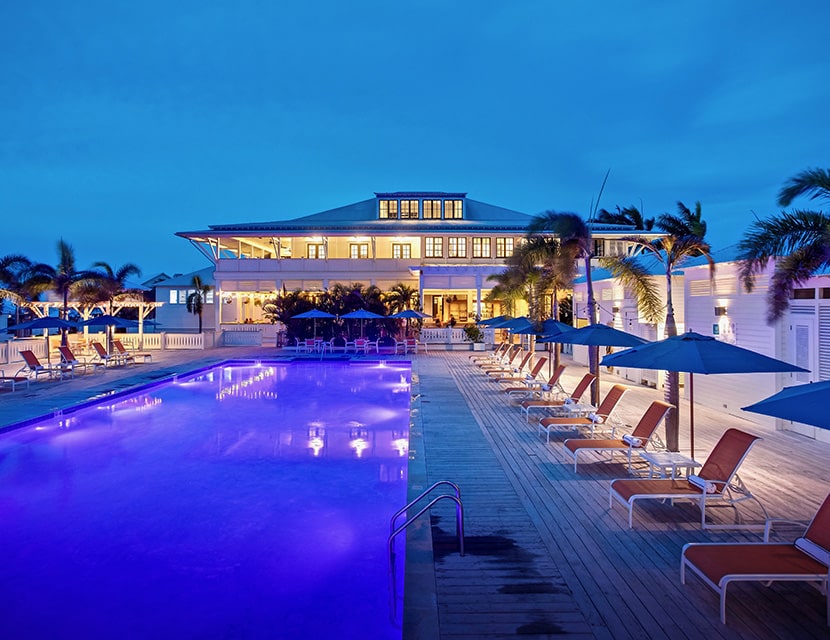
[0,361,411,639]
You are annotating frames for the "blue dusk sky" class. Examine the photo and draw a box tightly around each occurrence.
[1,1,828,280]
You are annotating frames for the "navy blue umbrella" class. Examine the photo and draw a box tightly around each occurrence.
[292,309,335,338]
[602,331,807,456]
[341,309,385,338]
[3,317,78,363]
[742,381,830,431]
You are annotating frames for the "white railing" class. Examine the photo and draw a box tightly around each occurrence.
[163,333,205,350]
[223,329,263,346]
[419,327,495,346]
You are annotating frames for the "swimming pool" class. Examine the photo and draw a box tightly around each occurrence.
[0,360,411,639]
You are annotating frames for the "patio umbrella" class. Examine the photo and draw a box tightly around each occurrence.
[292,309,335,339]
[340,309,385,338]
[3,317,78,364]
[390,309,430,338]
[742,381,830,431]
[537,319,574,377]
[602,331,807,457]
[82,315,140,354]
[479,315,513,326]
[541,323,649,406]
[489,316,532,331]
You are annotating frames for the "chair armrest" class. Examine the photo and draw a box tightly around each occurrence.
[763,518,810,542]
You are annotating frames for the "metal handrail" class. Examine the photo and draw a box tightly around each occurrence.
[388,481,464,561]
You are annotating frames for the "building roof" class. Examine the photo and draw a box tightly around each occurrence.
[152,266,215,287]
[177,195,536,237]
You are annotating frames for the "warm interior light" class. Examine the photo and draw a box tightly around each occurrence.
[714,306,728,316]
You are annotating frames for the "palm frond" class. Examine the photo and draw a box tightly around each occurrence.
[766,242,830,322]
[777,167,830,208]
[598,256,663,323]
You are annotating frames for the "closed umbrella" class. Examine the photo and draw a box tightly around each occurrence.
[341,309,385,338]
[3,317,78,364]
[602,331,807,457]
[742,381,830,431]
[292,309,335,339]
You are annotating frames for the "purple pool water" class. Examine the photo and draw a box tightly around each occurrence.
[0,361,411,639]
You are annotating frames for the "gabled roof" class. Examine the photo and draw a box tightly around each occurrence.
[152,266,214,287]
[177,195,535,237]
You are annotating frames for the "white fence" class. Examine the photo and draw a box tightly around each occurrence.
[419,327,496,346]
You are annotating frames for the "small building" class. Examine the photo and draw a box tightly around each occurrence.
[153,268,216,333]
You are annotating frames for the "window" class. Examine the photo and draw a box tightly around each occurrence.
[593,239,605,257]
[472,237,491,258]
[307,244,326,259]
[173,289,214,304]
[425,237,443,258]
[448,237,467,258]
[423,199,442,219]
[350,243,369,259]
[379,199,398,219]
[392,243,411,259]
[444,199,463,219]
[400,200,419,219]
[169,290,178,304]
[495,237,514,258]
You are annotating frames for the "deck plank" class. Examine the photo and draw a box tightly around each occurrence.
[413,352,830,640]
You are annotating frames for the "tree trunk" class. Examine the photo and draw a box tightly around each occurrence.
[585,256,599,405]
[663,275,680,451]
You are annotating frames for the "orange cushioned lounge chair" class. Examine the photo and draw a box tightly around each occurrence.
[18,349,72,380]
[470,342,507,363]
[0,369,30,391]
[563,399,673,473]
[681,492,830,625]
[520,372,594,423]
[59,345,105,375]
[476,345,520,370]
[502,364,565,399]
[113,339,152,364]
[539,383,628,441]
[609,428,765,530]
[495,355,547,384]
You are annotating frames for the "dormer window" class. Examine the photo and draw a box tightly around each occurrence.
[400,200,419,219]
[445,199,463,219]
[379,200,398,219]
[423,200,441,219]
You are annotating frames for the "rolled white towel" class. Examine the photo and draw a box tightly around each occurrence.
[621,434,642,447]
[688,474,717,494]
[525,374,533,380]
[564,398,574,405]
[541,385,551,391]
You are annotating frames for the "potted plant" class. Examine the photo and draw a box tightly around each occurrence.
[463,324,485,351]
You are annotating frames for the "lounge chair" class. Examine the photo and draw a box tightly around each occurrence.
[17,349,72,380]
[59,345,105,375]
[493,354,545,382]
[502,364,565,399]
[520,372,595,422]
[113,340,152,364]
[485,351,532,378]
[681,492,830,624]
[476,345,520,370]
[91,342,121,367]
[539,383,628,441]
[470,342,507,362]
[609,428,766,529]
[0,369,30,391]
[562,399,673,472]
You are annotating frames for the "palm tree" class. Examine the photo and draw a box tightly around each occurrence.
[0,254,34,325]
[186,275,212,333]
[528,211,601,402]
[595,205,655,230]
[384,283,419,313]
[90,261,143,314]
[28,239,98,346]
[738,167,830,323]
[600,203,713,450]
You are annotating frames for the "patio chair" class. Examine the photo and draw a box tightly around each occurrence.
[470,342,507,363]
[0,369,30,392]
[502,364,565,398]
[404,337,425,354]
[681,492,830,624]
[295,337,309,354]
[539,383,629,441]
[520,372,595,422]
[113,340,152,364]
[59,345,105,375]
[609,428,766,529]
[562,399,673,472]
[17,349,72,380]
[91,342,121,367]
[493,354,546,383]
[485,351,532,378]
[476,345,520,370]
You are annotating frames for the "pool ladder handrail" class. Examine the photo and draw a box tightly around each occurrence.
[388,480,464,560]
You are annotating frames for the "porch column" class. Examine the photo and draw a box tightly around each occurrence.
[475,273,483,320]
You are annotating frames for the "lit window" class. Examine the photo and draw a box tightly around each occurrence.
[307,244,326,259]
[206,290,214,304]
[472,238,491,258]
[593,239,605,257]
[178,290,188,304]
[400,200,419,219]
[496,237,514,258]
[379,199,398,219]
[169,290,178,304]
[444,199,463,219]
[425,237,443,258]
[392,244,411,259]
[350,243,369,259]
[423,199,442,219]
[448,237,467,258]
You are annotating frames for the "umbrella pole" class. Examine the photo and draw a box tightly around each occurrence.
[689,373,695,459]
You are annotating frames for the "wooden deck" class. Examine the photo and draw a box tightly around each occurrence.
[409,352,830,639]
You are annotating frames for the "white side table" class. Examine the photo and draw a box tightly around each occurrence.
[640,451,701,479]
